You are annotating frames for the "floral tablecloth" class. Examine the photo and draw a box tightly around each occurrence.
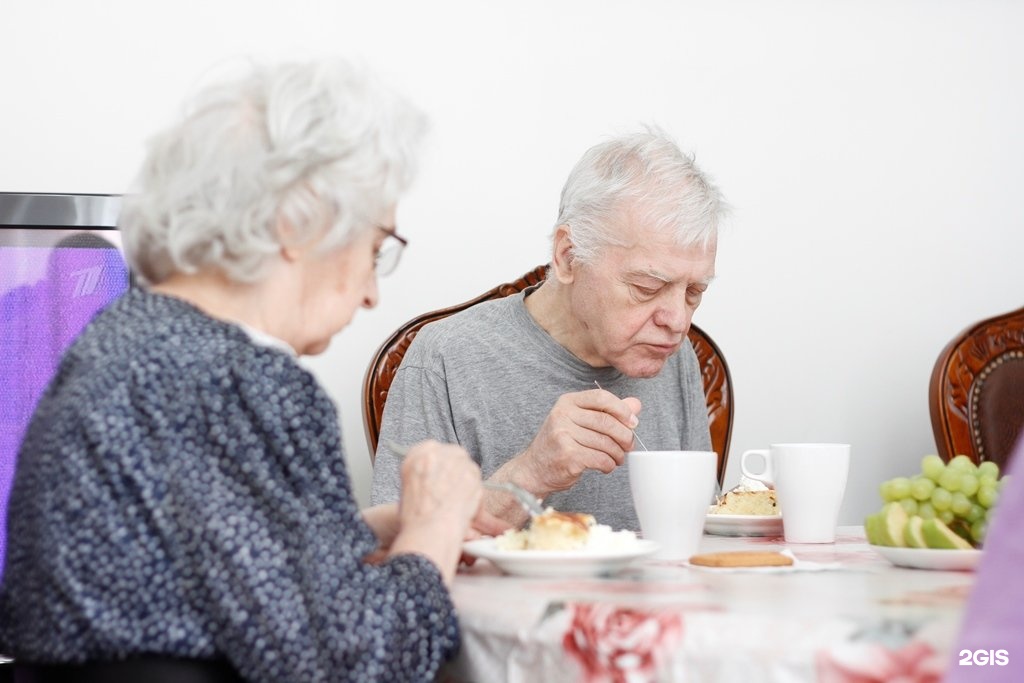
[444,526,970,682]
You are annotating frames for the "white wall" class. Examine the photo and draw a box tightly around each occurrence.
[3,0,1022,524]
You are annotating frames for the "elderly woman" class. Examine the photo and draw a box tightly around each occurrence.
[0,61,493,682]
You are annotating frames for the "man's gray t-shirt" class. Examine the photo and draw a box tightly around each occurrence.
[370,286,712,531]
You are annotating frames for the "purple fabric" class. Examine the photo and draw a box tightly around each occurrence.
[0,239,129,576]
[947,434,1024,681]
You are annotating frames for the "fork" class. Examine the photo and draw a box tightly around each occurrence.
[593,380,648,451]
[382,440,545,518]
[482,481,545,517]
[587,386,721,502]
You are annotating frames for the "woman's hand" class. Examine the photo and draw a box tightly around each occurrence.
[387,440,486,584]
[362,503,401,547]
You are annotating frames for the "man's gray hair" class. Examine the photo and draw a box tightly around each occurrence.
[556,127,727,263]
[120,59,427,285]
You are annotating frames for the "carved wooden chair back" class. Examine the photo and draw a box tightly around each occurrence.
[362,264,734,484]
[929,305,1024,468]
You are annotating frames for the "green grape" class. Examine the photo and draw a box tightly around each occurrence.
[930,487,953,511]
[978,461,1000,479]
[977,484,999,509]
[878,480,897,503]
[948,455,976,472]
[998,475,1010,492]
[970,519,988,545]
[979,474,998,489]
[938,509,955,525]
[918,502,937,520]
[938,469,962,492]
[898,498,919,516]
[910,477,936,501]
[985,507,996,523]
[889,477,911,500]
[959,473,979,497]
[966,504,986,523]
[950,492,972,516]
[921,454,945,482]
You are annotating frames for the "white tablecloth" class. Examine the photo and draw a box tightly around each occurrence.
[445,526,968,682]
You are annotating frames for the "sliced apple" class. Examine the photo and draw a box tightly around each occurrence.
[903,515,926,548]
[921,518,973,550]
[877,502,908,547]
[864,512,884,545]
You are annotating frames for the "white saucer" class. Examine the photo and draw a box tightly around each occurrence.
[462,538,659,578]
[704,512,784,537]
[870,544,982,571]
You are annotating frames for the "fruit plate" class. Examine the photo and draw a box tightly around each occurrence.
[704,513,783,537]
[462,539,659,578]
[870,544,982,571]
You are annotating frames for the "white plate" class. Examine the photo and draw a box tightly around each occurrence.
[704,512,784,537]
[462,538,659,578]
[870,544,982,571]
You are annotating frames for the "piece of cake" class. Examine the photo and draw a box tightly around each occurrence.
[494,508,637,551]
[524,510,595,550]
[709,477,780,516]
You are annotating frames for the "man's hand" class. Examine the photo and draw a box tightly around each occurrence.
[494,388,642,502]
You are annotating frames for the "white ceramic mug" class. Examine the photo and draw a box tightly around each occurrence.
[628,450,717,560]
[740,443,850,543]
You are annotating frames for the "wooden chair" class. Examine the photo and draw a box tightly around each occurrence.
[362,264,734,484]
[929,305,1024,469]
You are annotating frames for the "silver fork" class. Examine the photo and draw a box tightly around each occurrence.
[587,385,721,503]
[382,440,545,518]
[593,380,648,451]
[482,481,545,517]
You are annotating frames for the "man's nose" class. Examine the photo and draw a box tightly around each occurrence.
[653,297,692,334]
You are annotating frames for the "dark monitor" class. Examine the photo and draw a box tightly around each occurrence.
[0,193,131,577]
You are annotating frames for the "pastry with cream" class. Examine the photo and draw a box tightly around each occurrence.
[495,508,637,551]
[709,476,780,516]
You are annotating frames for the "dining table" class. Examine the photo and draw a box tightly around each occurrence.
[443,525,973,682]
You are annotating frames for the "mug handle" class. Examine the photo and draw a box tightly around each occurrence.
[740,448,774,484]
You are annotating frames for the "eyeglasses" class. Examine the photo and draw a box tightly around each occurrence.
[374,226,408,277]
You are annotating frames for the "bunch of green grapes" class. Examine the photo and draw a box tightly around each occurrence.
[876,454,1005,547]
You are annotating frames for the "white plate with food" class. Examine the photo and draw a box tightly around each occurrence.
[869,545,982,571]
[463,538,660,578]
[704,513,784,537]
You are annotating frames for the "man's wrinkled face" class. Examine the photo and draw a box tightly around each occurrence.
[567,223,717,378]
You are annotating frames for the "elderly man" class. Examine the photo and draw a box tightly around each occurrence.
[371,128,727,530]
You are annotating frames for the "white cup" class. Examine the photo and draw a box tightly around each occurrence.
[628,450,717,560]
[740,443,850,543]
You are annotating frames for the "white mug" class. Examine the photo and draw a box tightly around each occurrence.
[629,450,717,560]
[740,443,850,543]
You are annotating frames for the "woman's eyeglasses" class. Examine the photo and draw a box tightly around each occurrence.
[374,226,408,277]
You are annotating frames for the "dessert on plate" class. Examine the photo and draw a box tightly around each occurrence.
[709,476,780,516]
[495,508,637,551]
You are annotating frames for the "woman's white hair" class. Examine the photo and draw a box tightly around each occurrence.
[556,126,728,264]
[120,59,427,285]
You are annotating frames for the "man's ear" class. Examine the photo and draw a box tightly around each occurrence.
[550,224,577,284]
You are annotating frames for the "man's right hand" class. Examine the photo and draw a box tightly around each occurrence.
[496,388,642,500]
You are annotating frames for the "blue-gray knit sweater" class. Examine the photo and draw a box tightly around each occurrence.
[0,288,458,682]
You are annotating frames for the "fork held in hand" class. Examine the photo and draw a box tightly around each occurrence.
[483,481,545,517]
[383,440,545,517]
[593,380,648,451]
